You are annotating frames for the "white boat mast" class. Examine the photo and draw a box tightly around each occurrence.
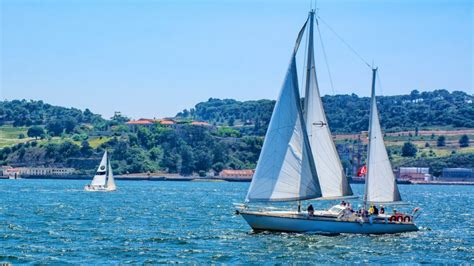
[303,10,353,199]
[245,16,322,203]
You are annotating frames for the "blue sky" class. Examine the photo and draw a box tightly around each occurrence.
[1,0,472,119]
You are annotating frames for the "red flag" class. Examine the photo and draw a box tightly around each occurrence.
[357,165,367,177]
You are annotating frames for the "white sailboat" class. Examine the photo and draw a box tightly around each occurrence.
[236,11,418,234]
[84,151,117,192]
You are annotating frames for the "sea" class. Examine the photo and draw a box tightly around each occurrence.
[0,179,472,264]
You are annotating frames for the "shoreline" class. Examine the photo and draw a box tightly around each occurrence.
[1,175,474,185]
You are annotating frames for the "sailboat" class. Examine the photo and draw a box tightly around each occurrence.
[235,10,418,234]
[84,151,117,192]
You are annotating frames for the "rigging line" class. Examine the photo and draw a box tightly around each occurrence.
[317,16,372,69]
[376,70,384,96]
[316,18,336,95]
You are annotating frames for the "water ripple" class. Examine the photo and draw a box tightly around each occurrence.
[0,180,472,263]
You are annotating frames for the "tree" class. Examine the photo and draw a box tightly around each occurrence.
[46,121,63,136]
[437,136,446,147]
[80,140,93,156]
[179,145,194,175]
[228,117,235,127]
[62,118,76,134]
[459,135,470,148]
[58,141,80,158]
[212,162,224,175]
[401,142,417,157]
[27,126,45,139]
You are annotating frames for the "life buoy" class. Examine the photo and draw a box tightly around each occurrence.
[389,215,396,222]
[397,216,403,222]
[404,216,411,223]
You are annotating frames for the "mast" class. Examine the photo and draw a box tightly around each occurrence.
[363,68,377,209]
[303,10,315,113]
[245,16,322,203]
[302,10,353,199]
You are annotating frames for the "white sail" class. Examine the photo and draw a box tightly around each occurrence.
[106,159,116,190]
[303,12,352,198]
[365,69,401,203]
[90,151,107,186]
[246,19,321,202]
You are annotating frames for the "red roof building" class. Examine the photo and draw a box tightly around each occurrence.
[160,120,175,125]
[126,118,155,132]
[219,169,254,179]
[126,120,154,125]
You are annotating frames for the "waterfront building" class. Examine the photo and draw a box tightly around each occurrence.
[219,169,254,180]
[1,167,76,177]
[21,167,76,176]
[398,167,431,181]
[440,168,474,181]
[1,166,21,179]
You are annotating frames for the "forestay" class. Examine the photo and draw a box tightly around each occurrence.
[91,151,107,186]
[245,19,322,202]
[303,12,352,198]
[365,69,401,203]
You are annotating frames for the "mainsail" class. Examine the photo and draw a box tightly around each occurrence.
[245,19,322,203]
[303,12,353,198]
[106,159,116,190]
[364,69,401,203]
[90,151,107,186]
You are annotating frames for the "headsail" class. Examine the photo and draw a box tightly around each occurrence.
[106,158,116,190]
[245,18,322,203]
[364,69,401,203]
[303,11,353,198]
[90,151,107,186]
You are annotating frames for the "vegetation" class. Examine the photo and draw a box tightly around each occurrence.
[1,89,473,177]
[401,142,417,157]
[459,135,470,148]
[27,126,45,139]
[177,90,474,134]
[437,136,446,147]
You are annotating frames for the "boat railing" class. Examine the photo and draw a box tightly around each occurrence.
[233,203,297,213]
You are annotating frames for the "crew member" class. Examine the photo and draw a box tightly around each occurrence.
[307,204,314,216]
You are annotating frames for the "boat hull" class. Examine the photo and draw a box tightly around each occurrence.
[239,211,418,234]
[84,186,116,192]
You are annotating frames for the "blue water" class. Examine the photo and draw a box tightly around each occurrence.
[0,180,472,264]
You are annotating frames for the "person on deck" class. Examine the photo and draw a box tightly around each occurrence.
[373,205,379,215]
[380,206,385,214]
[369,205,375,215]
[307,204,314,216]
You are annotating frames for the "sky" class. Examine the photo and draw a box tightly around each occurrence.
[1,0,472,119]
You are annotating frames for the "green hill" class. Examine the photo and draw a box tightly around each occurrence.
[0,89,473,177]
[176,90,474,134]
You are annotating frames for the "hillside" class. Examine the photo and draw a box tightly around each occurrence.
[176,90,474,134]
[0,90,473,177]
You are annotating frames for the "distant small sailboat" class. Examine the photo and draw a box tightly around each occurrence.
[84,151,116,192]
[236,10,419,234]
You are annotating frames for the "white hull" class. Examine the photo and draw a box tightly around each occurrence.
[239,210,418,234]
[84,185,116,192]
